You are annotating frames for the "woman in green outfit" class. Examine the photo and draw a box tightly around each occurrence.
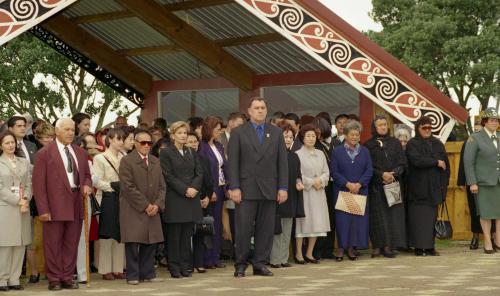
[464,108,500,254]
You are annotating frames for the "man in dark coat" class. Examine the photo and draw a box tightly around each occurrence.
[119,130,165,285]
[228,97,288,277]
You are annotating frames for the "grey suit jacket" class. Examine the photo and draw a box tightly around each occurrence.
[227,122,288,200]
[464,129,500,186]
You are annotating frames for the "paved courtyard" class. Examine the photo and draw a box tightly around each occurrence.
[12,241,500,296]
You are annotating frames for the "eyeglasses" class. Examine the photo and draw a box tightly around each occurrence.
[420,126,432,131]
[138,141,153,146]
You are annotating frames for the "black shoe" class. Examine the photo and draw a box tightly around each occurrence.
[371,248,381,258]
[493,244,500,251]
[8,285,23,291]
[61,281,79,289]
[304,256,319,264]
[414,249,426,256]
[353,249,362,257]
[426,249,440,256]
[253,267,273,276]
[335,255,344,262]
[181,271,192,278]
[0,286,8,292]
[269,264,281,268]
[281,263,292,268]
[170,272,182,278]
[383,249,396,258]
[29,274,40,284]
[294,257,306,264]
[484,248,495,254]
[48,283,62,291]
[215,263,226,268]
[470,237,479,250]
[195,267,206,273]
[234,266,246,278]
[347,254,358,261]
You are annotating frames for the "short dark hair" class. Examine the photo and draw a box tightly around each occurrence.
[414,115,433,137]
[227,112,247,122]
[7,116,27,128]
[187,117,203,131]
[334,114,349,124]
[105,127,125,148]
[312,117,332,139]
[153,117,167,131]
[72,113,91,135]
[299,114,315,126]
[121,125,135,138]
[0,131,17,156]
[201,116,222,142]
[284,113,300,125]
[316,112,332,126]
[277,121,296,137]
[247,97,267,108]
[298,124,319,143]
[80,132,96,149]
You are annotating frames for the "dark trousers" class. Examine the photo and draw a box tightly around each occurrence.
[235,200,275,269]
[124,243,156,281]
[203,186,224,266]
[43,219,82,284]
[314,182,335,258]
[166,223,194,274]
[193,233,205,268]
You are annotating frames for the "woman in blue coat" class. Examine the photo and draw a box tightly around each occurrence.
[331,120,373,261]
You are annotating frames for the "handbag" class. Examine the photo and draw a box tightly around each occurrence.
[435,201,453,239]
[335,191,367,216]
[195,215,215,236]
[89,193,101,216]
[383,181,402,207]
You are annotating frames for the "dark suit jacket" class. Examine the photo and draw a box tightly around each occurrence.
[160,146,203,223]
[33,141,92,221]
[21,140,37,165]
[227,122,288,200]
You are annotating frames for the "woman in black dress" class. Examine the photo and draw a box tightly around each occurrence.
[160,121,203,278]
[365,115,407,258]
[406,116,450,256]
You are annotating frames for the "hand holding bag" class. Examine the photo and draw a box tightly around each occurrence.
[435,201,453,239]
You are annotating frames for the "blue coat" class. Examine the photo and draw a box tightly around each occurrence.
[330,144,373,249]
[198,141,229,192]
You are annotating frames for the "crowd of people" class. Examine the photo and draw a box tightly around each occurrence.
[0,97,498,291]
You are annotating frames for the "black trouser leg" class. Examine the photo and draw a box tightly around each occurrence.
[179,223,194,273]
[125,243,139,281]
[167,223,182,274]
[138,244,156,280]
[192,233,205,268]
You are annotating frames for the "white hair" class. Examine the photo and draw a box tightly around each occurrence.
[395,128,410,140]
[55,118,75,128]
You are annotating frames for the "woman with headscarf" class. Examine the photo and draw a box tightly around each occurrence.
[406,116,450,256]
[365,115,407,258]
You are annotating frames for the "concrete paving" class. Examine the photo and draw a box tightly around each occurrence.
[12,240,500,296]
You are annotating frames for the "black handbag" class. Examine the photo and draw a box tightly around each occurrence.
[435,201,453,239]
[89,193,101,216]
[195,215,215,236]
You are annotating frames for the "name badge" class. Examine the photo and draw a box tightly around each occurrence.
[11,186,20,194]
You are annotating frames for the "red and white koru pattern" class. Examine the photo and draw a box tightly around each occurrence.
[0,0,76,46]
[236,0,456,141]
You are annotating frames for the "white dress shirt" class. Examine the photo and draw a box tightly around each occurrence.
[18,140,30,163]
[56,139,79,188]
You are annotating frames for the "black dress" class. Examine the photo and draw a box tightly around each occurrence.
[277,151,305,219]
[406,136,450,249]
[365,135,407,249]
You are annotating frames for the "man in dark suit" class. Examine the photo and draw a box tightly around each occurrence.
[330,114,349,149]
[228,97,288,277]
[220,112,246,158]
[33,118,92,291]
[7,116,37,163]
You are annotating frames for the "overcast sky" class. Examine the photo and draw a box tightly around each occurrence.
[319,0,382,32]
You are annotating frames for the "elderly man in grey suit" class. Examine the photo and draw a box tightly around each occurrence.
[228,97,288,278]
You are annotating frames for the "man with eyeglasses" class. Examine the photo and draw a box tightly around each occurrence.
[119,129,165,285]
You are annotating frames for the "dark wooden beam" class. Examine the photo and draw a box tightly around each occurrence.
[117,33,285,56]
[119,0,254,90]
[42,14,153,95]
[72,0,233,24]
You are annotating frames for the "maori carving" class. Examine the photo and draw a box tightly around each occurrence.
[236,0,456,141]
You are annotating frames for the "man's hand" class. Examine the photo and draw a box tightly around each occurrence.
[83,185,93,197]
[186,188,198,199]
[470,184,479,194]
[277,190,288,204]
[437,160,447,170]
[229,189,242,204]
[39,213,51,222]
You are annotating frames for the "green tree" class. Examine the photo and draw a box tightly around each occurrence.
[0,34,138,131]
[369,0,500,132]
